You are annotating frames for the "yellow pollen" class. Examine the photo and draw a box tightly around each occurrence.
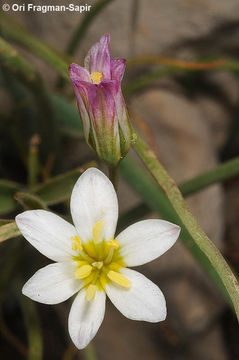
[107,270,131,288]
[92,261,103,269]
[89,72,102,84]
[85,284,97,301]
[108,238,120,249]
[92,221,104,244]
[71,235,82,251]
[76,260,88,267]
[75,265,92,279]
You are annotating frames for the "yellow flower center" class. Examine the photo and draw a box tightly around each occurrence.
[89,71,103,84]
[71,221,131,301]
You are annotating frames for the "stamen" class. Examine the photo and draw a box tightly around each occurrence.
[71,235,82,251]
[92,261,103,269]
[92,220,104,244]
[108,238,120,249]
[85,284,97,301]
[76,260,88,267]
[75,265,92,279]
[104,247,114,265]
[89,72,102,84]
[100,272,108,289]
[107,270,131,288]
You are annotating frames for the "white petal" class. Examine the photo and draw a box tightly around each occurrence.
[116,219,180,266]
[16,210,78,262]
[68,288,106,349]
[70,168,118,242]
[106,268,166,322]
[22,262,82,304]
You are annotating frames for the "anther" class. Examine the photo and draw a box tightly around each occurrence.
[75,265,92,279]
[107,270,131,288]
[108,238,120,249]
[71,235,82,251]
[92,220,104,244]
[85,284,97,301]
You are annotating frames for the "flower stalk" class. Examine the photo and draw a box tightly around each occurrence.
[132,131,239,320]
[108,164,119,191]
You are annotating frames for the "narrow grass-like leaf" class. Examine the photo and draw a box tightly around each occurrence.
[28,135,41,189]
[119,155,239,229]
[0,221,20,242]
[0,37,58,158]
[132,132,239,319]
[0,13,70,78]
[127,56,226,69]
[15,192,48,210]
[120,157,232,304]
[179,156,239,196]
[83,343,98,360]
[20,296,43,360]
[66,0,114,55]
[33,162,96,205]
[0,180,20,214]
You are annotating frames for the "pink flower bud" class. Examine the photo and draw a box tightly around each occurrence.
[69,34,132,166]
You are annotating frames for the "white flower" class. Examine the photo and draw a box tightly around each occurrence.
[16,168,180,349]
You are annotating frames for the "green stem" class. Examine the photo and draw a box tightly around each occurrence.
[0,37,58,159]
[123,59,239,98]
[62,342,78,360]
[119,155,239,230]
[20,297,43,360]
[66,0,114,55]
[28,134,41,189]
[123,67,181,97]
[120,157,232,303]
[179,156,239,195]
[108,165,119,191]
[0,13,70,78]
[132,132,239,320]
[83,343,98,360]
[0,302,28,357]
[0,222,21,242]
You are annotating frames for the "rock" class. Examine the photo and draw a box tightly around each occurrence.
[188,324,228,360]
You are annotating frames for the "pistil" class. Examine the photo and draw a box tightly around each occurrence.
[89,72,103,84]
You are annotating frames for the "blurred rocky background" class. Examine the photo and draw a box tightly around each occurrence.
[1,0,239,359]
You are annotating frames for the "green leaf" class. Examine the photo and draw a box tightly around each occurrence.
[20,297,43,360]
[119,155,239,230]
[0,13,70,78]
[33,162,96,205]
[0,180,21,214]
[15,192,48,210]
[0,221,20,242]
[120,157,232,304]
[66,0,114,55]
[179,156,239,196]
[0,37,59,158]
